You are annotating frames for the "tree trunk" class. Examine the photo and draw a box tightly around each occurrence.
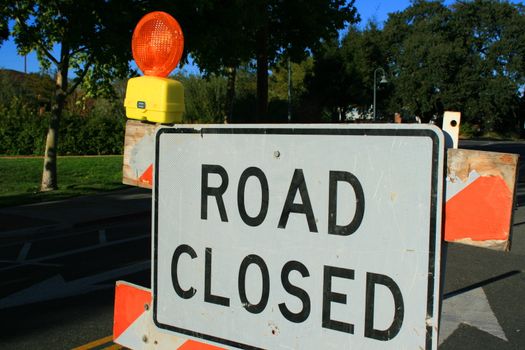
[41,62,68,191]
[256,25,269,122]
[224,66,237,124]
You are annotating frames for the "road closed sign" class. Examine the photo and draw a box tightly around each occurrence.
[153,125,444,350]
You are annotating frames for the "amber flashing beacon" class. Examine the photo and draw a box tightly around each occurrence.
[124,11,185,123]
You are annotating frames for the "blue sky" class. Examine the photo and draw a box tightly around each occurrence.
[354,0,415,27]
[0,0,516,75]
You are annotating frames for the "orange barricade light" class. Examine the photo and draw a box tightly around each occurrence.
[132,11,184,77]
[124,11,185,123]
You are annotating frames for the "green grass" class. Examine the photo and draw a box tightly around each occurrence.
[459,123,521,140]
[0,156,127,208]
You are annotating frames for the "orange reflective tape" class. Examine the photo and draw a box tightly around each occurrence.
[179,340,225,350]
[139,164,153,185]
[445,176,512,242]
[113,283,152,340]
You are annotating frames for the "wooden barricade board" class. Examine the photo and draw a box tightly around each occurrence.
[122,120,519,250]
[445,148,518,251]
[123,120,157,188]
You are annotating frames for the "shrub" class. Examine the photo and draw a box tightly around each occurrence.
[0,101,125,156]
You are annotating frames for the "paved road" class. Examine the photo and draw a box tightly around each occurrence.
[0,214,151,349]
[439,217,525,349]
[0,140,523,349]
[0,215,150,307]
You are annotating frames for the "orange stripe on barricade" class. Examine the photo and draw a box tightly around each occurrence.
[113,282,223,349]
[139,164,153,185]
[179,340,225,350]
[445,176,512,242]
[113,282,152,340]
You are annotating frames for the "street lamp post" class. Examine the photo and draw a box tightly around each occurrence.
[373,67,388,121]
[287,56,292,122]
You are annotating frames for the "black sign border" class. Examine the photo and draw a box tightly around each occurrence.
[153,127,442,350]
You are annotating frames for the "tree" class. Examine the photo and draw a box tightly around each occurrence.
[449,0,525,132]
[250,0,360,121]
[174,73,228,123]
[0,0,145,190]
[268,57,313,120]
[165,0,359,122]
[159,1,253,122]
[305,39,354,122]
[382,0,454,122]
[381,0,525,130]
[301,22,388,122]
[341,23,389,119]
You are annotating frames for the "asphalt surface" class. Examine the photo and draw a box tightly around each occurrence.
[0,140,523,349]
[0,188,152,349]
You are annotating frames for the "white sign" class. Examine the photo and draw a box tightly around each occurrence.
[153,125,443,350]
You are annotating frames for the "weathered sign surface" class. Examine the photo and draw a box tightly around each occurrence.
[153,125,443,349]
[122,120,157,187]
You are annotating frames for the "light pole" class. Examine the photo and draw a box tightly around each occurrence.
[373,67,388,121]
[287,56,292,122]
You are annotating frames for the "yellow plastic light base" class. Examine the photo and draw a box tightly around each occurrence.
[124,76,184,124]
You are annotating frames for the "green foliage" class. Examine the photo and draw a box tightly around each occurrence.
[0,98,47,155]
[0,0,145,97]
[459,122,481,139]
[231,67,258,122]
[171,69,261,124]
[447,0,525,131]
[269,58,314,110]
[0,70,126,155]
[302,22,390,122]
[174,74,228,123]
[58,112,125,155]
[306,38,359,121]
[269,60,308,101]
[0,105,125,156]
[382,0,455,121]
[0,70,54,107]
